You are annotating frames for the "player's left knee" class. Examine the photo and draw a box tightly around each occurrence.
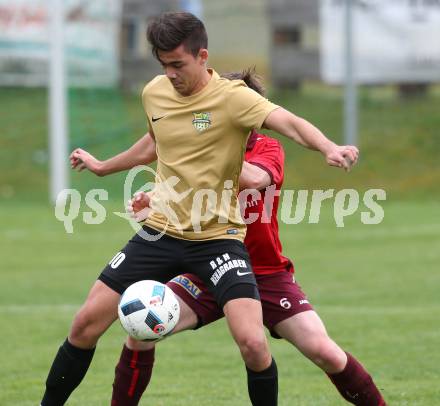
[69,307,104,347]
[238,334,269,363]
[308,338,346,373]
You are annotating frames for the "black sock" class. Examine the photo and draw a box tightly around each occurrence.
[246,358,278,406]
[41,338,96,406]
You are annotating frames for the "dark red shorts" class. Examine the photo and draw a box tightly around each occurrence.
[167,268,314,338]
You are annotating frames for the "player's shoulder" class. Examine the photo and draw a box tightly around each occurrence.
[219,77,246,88]
[219,76,255,95]
[141,75,169,98]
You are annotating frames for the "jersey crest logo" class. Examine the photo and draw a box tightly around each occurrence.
[192,112,211,132]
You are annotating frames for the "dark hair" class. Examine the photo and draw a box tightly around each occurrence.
[147,12,208,59]
[221,67,265,96]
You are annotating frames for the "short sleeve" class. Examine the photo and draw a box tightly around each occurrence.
[248,140,285,186]
[141,75,163,121]
[227,82,279,131]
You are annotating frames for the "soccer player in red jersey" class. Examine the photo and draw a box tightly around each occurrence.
[72,69,386,406]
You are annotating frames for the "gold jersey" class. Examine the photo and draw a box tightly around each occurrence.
[142,69,278,241]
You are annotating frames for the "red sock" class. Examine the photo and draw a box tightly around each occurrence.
[327,353,386,406]
[111,345,155,406]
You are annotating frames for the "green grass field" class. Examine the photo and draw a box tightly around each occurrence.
[1,199,439,405]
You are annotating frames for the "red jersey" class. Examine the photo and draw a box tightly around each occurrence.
[242,131,293,275]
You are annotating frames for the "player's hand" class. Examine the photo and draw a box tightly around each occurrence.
[324,145,359,172]
[70,148,104,176]
[126,192,152,222]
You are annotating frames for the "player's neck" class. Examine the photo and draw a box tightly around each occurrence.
[187,69,212,96]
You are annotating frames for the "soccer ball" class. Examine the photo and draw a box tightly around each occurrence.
[118,280,180,341]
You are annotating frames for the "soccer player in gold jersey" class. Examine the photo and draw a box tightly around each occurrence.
[42,12,358,406]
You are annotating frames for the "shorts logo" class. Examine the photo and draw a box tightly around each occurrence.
[192,112,211,132]
[299,299,309,305]
[170,275,202,299]
[280,298,292,309]
[109,252,126,269]
[209,253,249,286]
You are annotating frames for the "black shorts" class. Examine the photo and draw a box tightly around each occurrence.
[99,226,259,308]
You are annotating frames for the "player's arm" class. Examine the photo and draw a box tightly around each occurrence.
[70,132,157,176]
[239,162,271,191]
[263,108,358,171]
[128,162,270,222]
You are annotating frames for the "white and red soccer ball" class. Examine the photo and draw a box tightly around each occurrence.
[118,280,180,340]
